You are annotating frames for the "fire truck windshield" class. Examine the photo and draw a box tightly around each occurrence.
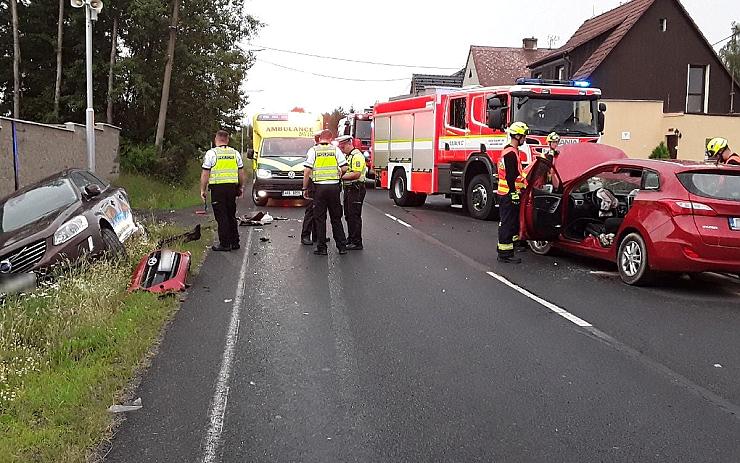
[512,96,599,137]
[354,119,372,141]
[260,138,315,157]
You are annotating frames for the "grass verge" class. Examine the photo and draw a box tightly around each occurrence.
[114,162,203,210]
[0,223,213,462]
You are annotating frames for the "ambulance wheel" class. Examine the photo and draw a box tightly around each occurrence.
[466,174,497,221]
[391,169,414,207]
[252,188,268,207]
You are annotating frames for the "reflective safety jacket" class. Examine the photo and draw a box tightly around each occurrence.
[312,144,341,183]
[209,146,240,185]
[497,145,524,195]
[343,149,366,185]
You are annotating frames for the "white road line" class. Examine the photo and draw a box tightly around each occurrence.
[486,271,592,327]
[396,219,412,228]
[384,213,398,221]
[202,230,252,463]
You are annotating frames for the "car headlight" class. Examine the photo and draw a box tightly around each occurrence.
[53,216,89,245]
[256,168,272,179]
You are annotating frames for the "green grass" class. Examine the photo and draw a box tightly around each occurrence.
[0,223,213,462]
[115,162,203,210]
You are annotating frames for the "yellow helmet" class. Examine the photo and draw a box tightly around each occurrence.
[706,137,728,157]
[546,132,561,143]
[506,121,529,136]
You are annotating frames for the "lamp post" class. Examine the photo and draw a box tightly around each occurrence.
[71,0,103,172]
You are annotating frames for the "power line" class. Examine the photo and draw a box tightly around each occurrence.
[256,58,410,82]
[252,44,460,70]
[712,31,737,47]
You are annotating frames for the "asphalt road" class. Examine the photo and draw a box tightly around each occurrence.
[105,189,740,462]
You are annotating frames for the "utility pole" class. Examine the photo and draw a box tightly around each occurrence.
[11,0,20,119]
[155,0,180,150]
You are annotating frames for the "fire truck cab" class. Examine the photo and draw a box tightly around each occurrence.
[372,79,606,219]
[338,110,375,182]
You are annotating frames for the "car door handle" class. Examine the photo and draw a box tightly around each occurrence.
[574,199,584,206]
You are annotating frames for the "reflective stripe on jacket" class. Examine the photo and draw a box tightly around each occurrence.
[496,146,523,195]
[209,147,240,184]
[343,149,366,185]
[312,144,341,182]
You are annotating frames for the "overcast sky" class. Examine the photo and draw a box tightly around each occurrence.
[241,0,739,121]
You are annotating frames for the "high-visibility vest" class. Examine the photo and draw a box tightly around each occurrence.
[497,146,523,195]
[209,146,240,185]
[725,153,740,166]
[312,144,341,182]
[343,149,366,184]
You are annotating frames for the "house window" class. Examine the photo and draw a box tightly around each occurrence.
[686,65,708,113]
[448,97,467,130]
[659,18,667,32]
[556,65,565,80]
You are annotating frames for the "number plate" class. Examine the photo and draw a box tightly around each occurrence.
[283,190,303,197]
[730,217,740,231]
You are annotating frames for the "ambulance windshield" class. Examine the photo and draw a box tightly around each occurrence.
[513,96,599,137]
[260,138,315,157]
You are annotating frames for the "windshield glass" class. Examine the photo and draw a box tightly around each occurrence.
[677,171,740,202]
[355,119,372,140]
[260,138,315,157]
[0,179,78,233]
[513,96,599,136]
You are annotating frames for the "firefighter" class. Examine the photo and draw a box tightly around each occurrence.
[337,135,366,250]
[706,137,740,166]
[545,132,560,161]
[497,121,529,264]
[302,129,349,255]
[200,130,246,251]
[301,131,324,245]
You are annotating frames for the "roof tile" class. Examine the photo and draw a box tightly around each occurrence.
[470,46,551,86]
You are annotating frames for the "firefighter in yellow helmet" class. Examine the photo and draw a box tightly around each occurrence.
[497,121,528,263]
[706,137,740,166]
[545,132,561,161]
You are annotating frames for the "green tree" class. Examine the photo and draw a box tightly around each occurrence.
[322,106,347,137]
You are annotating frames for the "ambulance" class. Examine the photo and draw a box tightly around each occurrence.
[249,112,323,206]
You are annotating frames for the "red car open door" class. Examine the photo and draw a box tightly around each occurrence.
[519,157,565,241]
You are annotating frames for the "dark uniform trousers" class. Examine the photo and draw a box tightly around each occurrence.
[313,183,347,251]
[301,179,316,242]
[343,183,366,246]
[210,183,240,247]
[497,194,520,258]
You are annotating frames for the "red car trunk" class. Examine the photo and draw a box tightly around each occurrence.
[677,170,740,248]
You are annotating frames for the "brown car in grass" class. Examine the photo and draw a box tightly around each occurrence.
[0,169,138,283]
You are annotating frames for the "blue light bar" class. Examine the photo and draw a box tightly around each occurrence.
[572,80,591,88]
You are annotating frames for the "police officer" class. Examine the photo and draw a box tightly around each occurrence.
[337,135,366,250]
[200,130,246,251]
[497,121,529,264]
[302,130,348,255]
[706,137,740,166]
[301,131,323,245]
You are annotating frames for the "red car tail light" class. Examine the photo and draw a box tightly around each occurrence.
[659,199,717,217]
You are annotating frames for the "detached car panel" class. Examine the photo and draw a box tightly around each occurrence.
[129,249,191,294]
[0,169,137,276]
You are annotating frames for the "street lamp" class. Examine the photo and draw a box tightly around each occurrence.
[70,0,103,172]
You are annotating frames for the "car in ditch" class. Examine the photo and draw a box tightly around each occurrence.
[520,144,740,285]
[0,169,138,281]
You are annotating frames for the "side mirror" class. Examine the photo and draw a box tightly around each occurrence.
[598,102,607,112]
[84,184,101,198]
[487,108,506,131]
[246,148,254,159]
[597,112,605,134]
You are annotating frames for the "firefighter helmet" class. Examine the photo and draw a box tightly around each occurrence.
[706,137,728,157]
[546,132,561,143]
[505,121,529,136]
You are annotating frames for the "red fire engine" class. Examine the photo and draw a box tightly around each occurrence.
[338,110,375,181]
[372,79,606,219]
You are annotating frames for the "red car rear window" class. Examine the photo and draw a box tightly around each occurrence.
[677,171,740,202]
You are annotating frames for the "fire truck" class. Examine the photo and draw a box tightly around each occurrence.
[337,110,375,183]
[372,79,606,219]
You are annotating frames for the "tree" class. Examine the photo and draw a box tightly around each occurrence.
[154,0,179,149]
[719,22,740,112]
[321,106,347,137]
[106,12,119,124]
[11,0,20,118]
[54,0,64,118]
[290,106,305,113]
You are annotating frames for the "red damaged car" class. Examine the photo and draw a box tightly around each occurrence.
[520,144,740,285]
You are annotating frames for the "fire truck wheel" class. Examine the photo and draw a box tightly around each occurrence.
[391,169,414,207]
[466,174,498,221]
[412,193,427,207]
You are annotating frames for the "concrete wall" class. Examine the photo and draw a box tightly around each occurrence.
[601,99,740,161]
[0,117,120,199]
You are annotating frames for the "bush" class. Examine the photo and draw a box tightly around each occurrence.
[119,140,202,186]
[120,142,158,174]
[649,141,671,159]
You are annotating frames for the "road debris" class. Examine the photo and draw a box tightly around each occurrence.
[224,299,233,303]
[240,212,274,226]
[108,398,142,413]
[260,237,270,243]
[714,363,723,368]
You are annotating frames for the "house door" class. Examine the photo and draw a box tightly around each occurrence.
[666,134,678,159]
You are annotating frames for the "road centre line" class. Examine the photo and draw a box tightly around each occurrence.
[201,228,253,463]
[486,271,592,327]
[384,212,412,228]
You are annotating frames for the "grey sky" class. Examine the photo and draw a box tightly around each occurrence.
[242,0,739,120]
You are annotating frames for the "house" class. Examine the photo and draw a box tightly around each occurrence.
[462,39,551,87]
[528,0,740,115]
[410,69,465,95]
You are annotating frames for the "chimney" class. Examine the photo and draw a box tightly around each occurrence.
[523,37,538,50]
